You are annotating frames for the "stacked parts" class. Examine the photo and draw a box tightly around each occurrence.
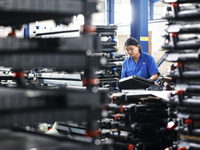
[99,91,175,150]
[162,0,200,149]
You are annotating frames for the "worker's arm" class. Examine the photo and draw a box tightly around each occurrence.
[149,73,158,82]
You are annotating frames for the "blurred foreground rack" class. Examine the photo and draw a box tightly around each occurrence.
[0,128,112,150]
[0,0,113,150]
[0,87,109,127]
[0,36,104,71]
[0,0,99,26]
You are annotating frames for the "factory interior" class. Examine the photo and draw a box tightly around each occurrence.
[0,0,200,149]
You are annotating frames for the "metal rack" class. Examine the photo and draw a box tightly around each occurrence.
[94,25,124,91]
[99,91,175,150]
[0,0,99,26]
[162,0,200,149]
[0,0,112,149]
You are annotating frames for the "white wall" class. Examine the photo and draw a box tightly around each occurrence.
[148,19,168,53]
[153,1,168,19]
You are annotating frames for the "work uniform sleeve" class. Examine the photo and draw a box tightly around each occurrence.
[147,55,160,76]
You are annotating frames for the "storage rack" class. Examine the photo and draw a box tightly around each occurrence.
[0,0,112,149]
[99,91,175,150]
[162,0,200,149]
[94,25,125,91]
[0,0,98,26]
[29,25,124,90]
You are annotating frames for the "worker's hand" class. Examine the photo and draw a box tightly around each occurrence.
[148,78,154,84]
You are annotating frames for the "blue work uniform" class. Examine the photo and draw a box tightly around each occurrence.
[121,51,160,79]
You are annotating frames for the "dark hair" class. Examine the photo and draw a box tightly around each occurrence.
[124,37,142,53]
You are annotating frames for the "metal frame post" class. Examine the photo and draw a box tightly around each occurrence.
[107,0,115,24]
[130,0,149,53]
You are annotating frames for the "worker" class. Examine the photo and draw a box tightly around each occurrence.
[121,37,160,83]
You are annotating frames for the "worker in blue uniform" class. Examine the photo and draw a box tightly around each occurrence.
[121,37,160,83]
